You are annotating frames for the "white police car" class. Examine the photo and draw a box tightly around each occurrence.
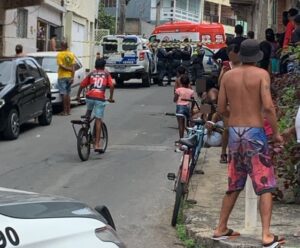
[0,188,125,247]
[100,35,154,87]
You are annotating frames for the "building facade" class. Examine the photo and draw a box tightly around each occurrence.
[101,0,236,36]
[63,0,99,69]
[230,0,300,40]
[3,0,65,56]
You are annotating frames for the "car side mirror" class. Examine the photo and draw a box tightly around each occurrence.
[21,76,35,85]
[95,205,116,230]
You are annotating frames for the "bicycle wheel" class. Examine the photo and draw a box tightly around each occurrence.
[171,182,185,227]
[100,122,108,153]
[77,128,91,161]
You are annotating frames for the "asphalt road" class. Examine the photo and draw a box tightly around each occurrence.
[0,83,183,247]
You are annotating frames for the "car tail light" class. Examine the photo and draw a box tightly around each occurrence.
[95,226,126,248]
[139,52,145,61]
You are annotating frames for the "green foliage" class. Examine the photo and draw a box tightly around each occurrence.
[98,3,115,34]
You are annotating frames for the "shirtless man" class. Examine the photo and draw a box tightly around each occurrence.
[213,39,284,248]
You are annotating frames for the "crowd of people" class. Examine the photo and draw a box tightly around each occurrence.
[171,7,300,247]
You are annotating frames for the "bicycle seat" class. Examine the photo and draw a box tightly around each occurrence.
[192,119,205,126]
[179,135,198,148]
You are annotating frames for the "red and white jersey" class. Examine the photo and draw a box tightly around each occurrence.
[80,69,113,101]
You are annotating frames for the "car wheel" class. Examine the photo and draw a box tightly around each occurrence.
[38,99,52,126]
[116,79,124,87]
[142,72,151,87]
[152,77,160,85]
[3,109,20,140]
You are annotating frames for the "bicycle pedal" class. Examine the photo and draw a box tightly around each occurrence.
[167,173,176,181]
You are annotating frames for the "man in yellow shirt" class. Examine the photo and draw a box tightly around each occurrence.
[57,41,75,115]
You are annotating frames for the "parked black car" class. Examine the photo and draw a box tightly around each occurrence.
[0,57,52,140]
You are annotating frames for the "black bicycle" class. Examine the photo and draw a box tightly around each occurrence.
[71,115,108,161]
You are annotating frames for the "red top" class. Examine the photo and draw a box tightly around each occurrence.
[283,21,295,47]
[80,69,113,101]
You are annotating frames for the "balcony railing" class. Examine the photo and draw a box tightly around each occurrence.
[229,0,255,5]
[161,7,200,23]
[221,16,236,26]
[203,14,219,23]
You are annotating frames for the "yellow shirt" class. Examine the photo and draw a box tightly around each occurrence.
[57,50,75,79]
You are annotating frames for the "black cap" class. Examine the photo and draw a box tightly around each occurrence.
[238,39,263,63]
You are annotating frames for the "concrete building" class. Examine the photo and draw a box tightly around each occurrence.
[2,0,65,56]
[64,0,99,69]
[102,0,236,36]
[0,0,45,56]
[230,0,300,40]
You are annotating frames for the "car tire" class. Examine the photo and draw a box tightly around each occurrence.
[116,79,124,87]
[142,72,151,87]
[38,99,52,126]
[3,109,20,140]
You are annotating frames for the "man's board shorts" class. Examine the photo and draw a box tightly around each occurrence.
[227,127,276,196]
[57,78,72,95]
[86,99,106,119]
[176,105,190,120]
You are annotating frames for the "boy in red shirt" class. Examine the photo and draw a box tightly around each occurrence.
[77,58,115,152]
[283,8,299,47]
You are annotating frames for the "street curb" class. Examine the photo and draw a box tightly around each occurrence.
[183,217,261,248]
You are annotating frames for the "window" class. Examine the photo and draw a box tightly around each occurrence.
[272,0,278,26]
[17,8,28,38]
[101,0,116,7]
[26,60,41,79]
[17,63,30,83]
[102,38,118,54]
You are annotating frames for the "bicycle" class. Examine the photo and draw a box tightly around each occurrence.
[167,101,223,226]
[71,101,111,161]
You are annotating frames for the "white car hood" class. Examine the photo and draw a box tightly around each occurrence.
[46,72,58,86]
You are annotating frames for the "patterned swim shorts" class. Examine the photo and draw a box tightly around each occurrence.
[227,127,277,195]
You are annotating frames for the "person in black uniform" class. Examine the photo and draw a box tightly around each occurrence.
[190,43,205,86]
[156,40,168,86]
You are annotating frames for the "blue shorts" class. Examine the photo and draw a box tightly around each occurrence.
[176,105,190,120]
[57,78,72,95]
[86,99,106,119]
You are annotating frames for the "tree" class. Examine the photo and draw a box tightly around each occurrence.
[98,2,115,34]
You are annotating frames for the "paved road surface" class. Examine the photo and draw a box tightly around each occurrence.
[0,84,183,247]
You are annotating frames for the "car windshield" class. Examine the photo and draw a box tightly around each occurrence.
[0,60,13,85]
[33,57,58,73]
[103,38,118,54]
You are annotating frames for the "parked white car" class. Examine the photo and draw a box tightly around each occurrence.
[100,35,155,87]
[28,52,86,105]
[0,187,125,248]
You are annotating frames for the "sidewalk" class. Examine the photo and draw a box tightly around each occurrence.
[184,147,300,248]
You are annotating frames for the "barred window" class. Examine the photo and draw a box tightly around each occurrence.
[101,0,116,7]
[17,8,28,38]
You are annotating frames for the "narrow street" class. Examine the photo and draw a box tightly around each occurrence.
[0,84,182,248]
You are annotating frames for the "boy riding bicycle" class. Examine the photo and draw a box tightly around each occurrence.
[76,58,115,152]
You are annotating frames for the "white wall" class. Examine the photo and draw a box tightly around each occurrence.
[3,5,62,56]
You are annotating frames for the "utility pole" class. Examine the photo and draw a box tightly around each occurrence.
[118,0,126,34]
[156,0,162,26]
[115,0,119,34]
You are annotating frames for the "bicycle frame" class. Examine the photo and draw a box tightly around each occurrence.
[71,117,95,139]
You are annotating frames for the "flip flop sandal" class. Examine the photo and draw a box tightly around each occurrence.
[212,229,240,241]
[94,148,104,153]
[262,235,285,248]
[220,154,228,164]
